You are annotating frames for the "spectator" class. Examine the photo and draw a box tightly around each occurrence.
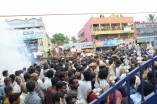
[25,80,42,104]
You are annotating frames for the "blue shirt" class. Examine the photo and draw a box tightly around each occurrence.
[25,92,41,104]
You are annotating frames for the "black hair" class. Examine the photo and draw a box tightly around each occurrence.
[9,93,20,104]
[4,86,12,94]
[26,80,35,92]
[15,70,20,76]
[147,71,153,80]
[44,65,49,70]
[83,70,92,81]
[2,70,8,77]
[24,72,31,81]
[50,63,55,68]
[4,77,11,84]
[137,81,153,96]
[9,74,15,83]
[52,92,64,104]
[51,77,59,86]
[98,68,108,79]
[28,67,35,74]
[68,71,74,78]
[59,71,67,81]
[75,72,81,80]
[65,93,77,104]
[46,70,54,78]
[129,76,136,85]
[56,81,67,90]
[68,77,77,86]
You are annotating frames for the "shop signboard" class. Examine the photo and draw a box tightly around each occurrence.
[64,42,93,49]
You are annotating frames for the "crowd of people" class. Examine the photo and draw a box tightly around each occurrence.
[0,43,157,104]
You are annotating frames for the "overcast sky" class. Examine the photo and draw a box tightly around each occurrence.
[0,0,157,38]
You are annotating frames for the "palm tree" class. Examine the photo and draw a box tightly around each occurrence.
[147,14,157,22]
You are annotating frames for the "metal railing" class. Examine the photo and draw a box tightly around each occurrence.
[91,56,157,104]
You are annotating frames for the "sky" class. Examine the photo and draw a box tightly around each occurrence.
[0,0,157,38]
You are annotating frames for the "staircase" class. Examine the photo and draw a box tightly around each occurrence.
[91,56,157,104]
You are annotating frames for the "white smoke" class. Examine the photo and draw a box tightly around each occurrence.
[0,21,31,77]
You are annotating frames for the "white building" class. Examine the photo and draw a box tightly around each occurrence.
[6,18,51,53]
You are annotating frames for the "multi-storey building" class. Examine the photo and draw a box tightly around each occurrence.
[135,22,157,46]
[6,18,51,53]
[78,14,135,47]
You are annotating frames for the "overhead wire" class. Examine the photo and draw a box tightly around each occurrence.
[0,12,157,17]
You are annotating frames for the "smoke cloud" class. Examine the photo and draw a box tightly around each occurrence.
[0,22,31,77]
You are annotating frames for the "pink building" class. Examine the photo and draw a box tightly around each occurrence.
[78,14,135,43]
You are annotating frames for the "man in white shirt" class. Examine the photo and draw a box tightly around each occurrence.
[78,70,92,103]
[71,46,77,58]
[0,70,9,86]
[44,70,54,90]
[13,76,22,93]
[20,83,28,104]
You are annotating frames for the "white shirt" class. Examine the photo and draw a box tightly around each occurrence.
[78,81,92,101]
[116,67,120,78]
[37,79,45,91]
[120,74,141,89]
[130,92,141,104]
[13,84,21,93]
[71,48,76,53]
[20,93,27,104]
[0,77,5,86]
[99,79,109,89]
[55,48,59,53]
[44,78,51,90]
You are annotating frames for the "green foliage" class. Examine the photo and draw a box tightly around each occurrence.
[147,14,157,22]
[51,33,69,45]
[71,36,77,43]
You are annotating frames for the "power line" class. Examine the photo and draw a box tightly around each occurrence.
[0,12,157,17]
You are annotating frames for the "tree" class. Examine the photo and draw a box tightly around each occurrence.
[71,36,77,43]
[147,14,157,22]
[51,33,69,45]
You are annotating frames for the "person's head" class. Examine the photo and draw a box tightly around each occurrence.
[21,83,28,94]
[46,70,54,78]
[2,70,8,77]
[59,71,68,82]
[43,65,49,70]
[9,93,20,104]
[52,92,65,104]
[129,76,136,86]
[4,86,13,96]
[26,80,35,92]
[4,77,11,86]
[65,93,77,104]
[98,68,108,80]
[51,77,59,86]
[24,72,31,82]
[56,81,67,94]
[147,71,154,83]
[75,72,81,80]
[31,73,39,82]
[9,74,16,84]
[15,71,20,76]
[137,81,153,96]
[68,71,74,78]
[15,76,21,85]
[83,70,92,81]
[68,77,79,90]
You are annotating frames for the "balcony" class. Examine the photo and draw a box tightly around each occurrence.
[93,29,134,35]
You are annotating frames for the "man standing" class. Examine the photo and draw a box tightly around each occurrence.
[71,46,77,58]
[25,80,41,104]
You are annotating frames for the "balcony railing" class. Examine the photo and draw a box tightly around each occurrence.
[91,56,157,104]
